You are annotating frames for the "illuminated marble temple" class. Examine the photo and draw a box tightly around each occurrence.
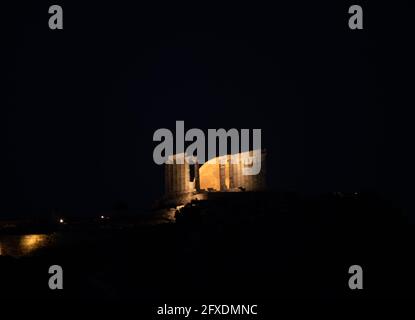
[164,150,266,199]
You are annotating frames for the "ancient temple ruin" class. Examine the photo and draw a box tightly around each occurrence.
[164,150,266,201]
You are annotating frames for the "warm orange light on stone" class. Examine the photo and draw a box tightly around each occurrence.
[165,149,266,196]
[199,156,230,191]
[199,162,220,191]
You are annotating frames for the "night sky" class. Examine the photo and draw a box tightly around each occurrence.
[2,1,413,218]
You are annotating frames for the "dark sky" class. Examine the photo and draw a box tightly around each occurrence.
[2,1,413,217]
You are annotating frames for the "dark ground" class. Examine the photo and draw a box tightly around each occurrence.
[0,192,413,300]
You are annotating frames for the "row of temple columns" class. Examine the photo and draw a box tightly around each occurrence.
[228,152,266,191]
[229,162,254,190]
[165,162,191,195]
[165,151,266,195]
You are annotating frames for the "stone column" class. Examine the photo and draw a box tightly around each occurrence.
[233,161,241,189]
[237,152,244,190]
[184,161,190,192]
[194,161,200,192]
[170,164,175,194]
[242,161,251,191]
[171,163,177,194]
[228,160,235,189]
[219,163,227,191]
[177,163,183,193]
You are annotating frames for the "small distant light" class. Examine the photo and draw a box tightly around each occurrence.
[100,215,105,219]
[59,218,64,224]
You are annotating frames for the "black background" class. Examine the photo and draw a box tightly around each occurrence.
[2,1,413,219]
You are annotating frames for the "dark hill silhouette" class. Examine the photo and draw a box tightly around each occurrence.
[0,191,413,299]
